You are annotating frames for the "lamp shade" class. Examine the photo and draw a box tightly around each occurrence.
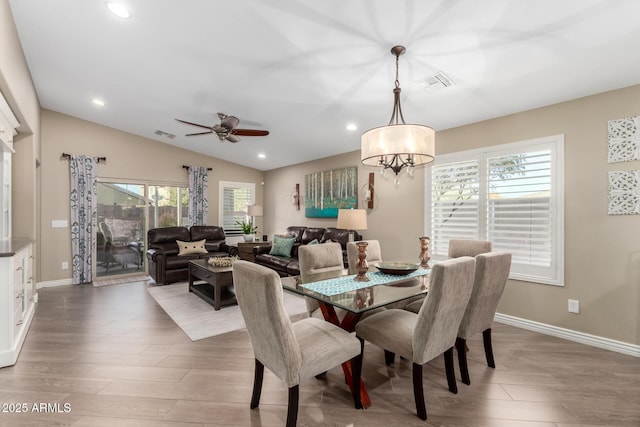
[247,204,263,216]
[336,209,368,231]
[361,124,435,167]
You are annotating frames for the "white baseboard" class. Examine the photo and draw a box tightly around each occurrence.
[495,313,640,358]
[36,279,73,289]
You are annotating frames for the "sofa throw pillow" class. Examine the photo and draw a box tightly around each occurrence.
[177,239,208,256]
[269,235,295,257]
[308,239,319,245]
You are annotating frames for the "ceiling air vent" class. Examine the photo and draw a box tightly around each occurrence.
[154,129,176,139]
[418,71,454,92]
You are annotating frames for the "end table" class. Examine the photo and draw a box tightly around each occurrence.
[237,241,271,262]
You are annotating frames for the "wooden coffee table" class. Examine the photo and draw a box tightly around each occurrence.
[188,259,236,310]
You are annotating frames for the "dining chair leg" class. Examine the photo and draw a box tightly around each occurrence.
[384,349,395,366]
[250,359,264,409]
[352,339,364,409]
[482,328,495,368]
[444,347,458,394]
[412,362,427,420]
[286,385,299,427]
[455,337,471,385]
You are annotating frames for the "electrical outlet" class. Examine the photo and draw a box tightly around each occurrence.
[61,261,69,270]
[568,299,580,314]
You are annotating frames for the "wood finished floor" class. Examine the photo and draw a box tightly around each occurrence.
[0,280,638,427]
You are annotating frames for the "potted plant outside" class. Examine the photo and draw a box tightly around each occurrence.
[236,220,258,242]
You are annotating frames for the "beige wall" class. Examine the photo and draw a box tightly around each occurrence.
[264,151,425,263]
[40,109,264,282]
[437,85,640,345]
[266,85,640,346]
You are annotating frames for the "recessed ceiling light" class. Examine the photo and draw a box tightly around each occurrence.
[258,153,266,159]
[106,2,131,19]
[346,123,358,131]
[91,98,105,106]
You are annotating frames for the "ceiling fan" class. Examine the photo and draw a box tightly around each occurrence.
[175,113,269,143]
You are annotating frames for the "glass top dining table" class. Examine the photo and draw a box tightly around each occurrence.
[281,265,430,409]
[282,266,430,316]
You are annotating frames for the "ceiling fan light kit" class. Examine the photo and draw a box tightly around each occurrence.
[361,45,435,182]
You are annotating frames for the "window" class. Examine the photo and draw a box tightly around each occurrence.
[426,135,564,285]
[219,181,255,235]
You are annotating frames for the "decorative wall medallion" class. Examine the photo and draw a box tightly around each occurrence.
[608,116,640,163]
[608,170,640,215]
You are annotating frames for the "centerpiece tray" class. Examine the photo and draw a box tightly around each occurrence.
[374,262,420,276]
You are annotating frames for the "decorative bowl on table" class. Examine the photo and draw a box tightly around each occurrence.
[374,262,420,276]
[208,256,239,268]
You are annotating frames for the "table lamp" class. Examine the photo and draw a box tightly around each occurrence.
[337,209,369,281]
[247,204,263,241]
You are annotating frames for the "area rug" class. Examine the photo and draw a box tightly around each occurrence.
[147,280,307,341]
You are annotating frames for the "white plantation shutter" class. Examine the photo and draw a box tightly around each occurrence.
[219,181,255,235]
[487,149,556,280]
[430,160,480,257]
[427,135,564,285]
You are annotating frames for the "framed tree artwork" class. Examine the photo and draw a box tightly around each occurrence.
[304,166,357,218]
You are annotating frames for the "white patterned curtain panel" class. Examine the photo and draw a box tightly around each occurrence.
[69,155,98,284]
[188,166,209,226]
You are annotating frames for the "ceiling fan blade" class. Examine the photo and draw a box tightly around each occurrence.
[226,134,241,143]
[175,118,214,130]
[220,115,240,131]
[186,131,214,136]
[232,129,269,136]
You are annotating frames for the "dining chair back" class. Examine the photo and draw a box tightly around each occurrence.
[233,260,362,426]
[403,239,492,314]
[346,240,382,275]
[455,251,511,385]
[298,242,344,316]
[448,239,492,258]
[298,242,344,275]
[355,256,476,420]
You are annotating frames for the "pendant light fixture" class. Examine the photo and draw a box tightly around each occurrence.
[361,46,435,182]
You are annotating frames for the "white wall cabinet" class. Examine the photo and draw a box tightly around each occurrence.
[0,90,18,241]
[0,240,35,367]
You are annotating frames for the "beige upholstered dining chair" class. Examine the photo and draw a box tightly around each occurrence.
[455,251,511,386]
[354,256,476,420]
[346,240,382,275]
[447,239,492,258]
[232,260,362,427]
[404,239,492,314]
[298,242,345,318]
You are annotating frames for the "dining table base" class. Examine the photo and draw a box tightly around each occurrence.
[318,302,371,409]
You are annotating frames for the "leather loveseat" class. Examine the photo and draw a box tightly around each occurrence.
[146,225,238,285]
[253,226,362,277]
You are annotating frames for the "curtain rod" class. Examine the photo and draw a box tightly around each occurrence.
[61,153,106,163]
[183,165,212,171]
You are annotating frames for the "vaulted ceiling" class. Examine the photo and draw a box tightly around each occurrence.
[9,0,640,170]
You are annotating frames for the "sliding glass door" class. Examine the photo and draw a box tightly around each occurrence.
[96,182,146,278]
[95,181,189,279]
[148,185,189,229]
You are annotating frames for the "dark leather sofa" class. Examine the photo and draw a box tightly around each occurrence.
[146,225,238,284]
[253,226,362,277]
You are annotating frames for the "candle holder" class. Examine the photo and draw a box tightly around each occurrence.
[354,241,370,282]
[419,236,431,268]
